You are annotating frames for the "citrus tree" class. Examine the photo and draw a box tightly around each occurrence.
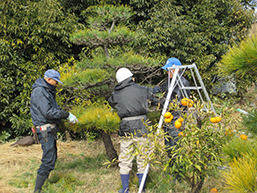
[169,124,225,193]
[136,100,228,193]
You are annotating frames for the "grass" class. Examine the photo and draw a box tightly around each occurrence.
[222,156,257,193]
[222,136,257,162]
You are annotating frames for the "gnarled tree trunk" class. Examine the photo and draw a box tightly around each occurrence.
[100,130,118,167]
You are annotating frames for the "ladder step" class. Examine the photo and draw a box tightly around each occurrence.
[181,86,202,90]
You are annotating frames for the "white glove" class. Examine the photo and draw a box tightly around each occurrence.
[67,112,79,124]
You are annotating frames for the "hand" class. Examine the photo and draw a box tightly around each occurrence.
[67,112,79,124]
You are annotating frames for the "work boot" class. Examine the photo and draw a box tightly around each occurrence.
[118,174,130,193]
[34,174,47,193]
[137,173,146,193]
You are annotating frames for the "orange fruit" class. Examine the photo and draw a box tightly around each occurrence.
[178,117,184,122]
[225,129,234,136]
[188,99,194,107]
[210,188,218,193]
[216,116,221,123]
[174,120,182,129]
[164,112,172,118]
[225,129,231,136]
[178,132,184,137]
[210,117,217,123]
[165,118,172,123]
[240,134,247,140]
[181,98,189,106]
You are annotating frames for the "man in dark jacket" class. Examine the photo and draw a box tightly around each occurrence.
[153,58,191,181]
[108,68,154,193]
[30,69,78,192]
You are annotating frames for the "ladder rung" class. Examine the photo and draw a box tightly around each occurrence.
[181,86,202,90]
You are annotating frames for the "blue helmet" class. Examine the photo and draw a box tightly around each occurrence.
[161,58,182,70]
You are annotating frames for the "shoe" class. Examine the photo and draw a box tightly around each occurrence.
[137,173,146,192]
[34,174,47,193]
[119,174,130,193]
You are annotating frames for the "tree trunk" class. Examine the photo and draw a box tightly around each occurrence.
[238,89,245,103]
[103,44,109,58]
[100,130,118,167]
[190,177,205,193]
[196,116,202,129]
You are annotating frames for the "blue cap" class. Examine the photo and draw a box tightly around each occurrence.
[161,58,182,70]
[44,69,63,84]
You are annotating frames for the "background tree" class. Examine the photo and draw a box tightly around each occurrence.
[58,0,98,29]
[0,0,81,137]
[137,0,255,91]
[1,0,256,141]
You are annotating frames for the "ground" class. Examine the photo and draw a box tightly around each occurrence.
[0,137,121,193]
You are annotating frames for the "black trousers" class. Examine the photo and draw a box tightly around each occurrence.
[164,120,183,180]
[37,131,57,178]
[164,117,181,156]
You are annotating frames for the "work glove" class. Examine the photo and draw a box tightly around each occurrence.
[67,112,79,124]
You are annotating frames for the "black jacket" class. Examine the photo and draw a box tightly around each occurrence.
[108,78,154,137]
[30,78,69,130]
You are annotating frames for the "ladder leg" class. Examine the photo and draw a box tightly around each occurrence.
[192,63,217,115]
[139,69,179,193]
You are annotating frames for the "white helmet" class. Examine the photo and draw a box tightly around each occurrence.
[116,68,133,83]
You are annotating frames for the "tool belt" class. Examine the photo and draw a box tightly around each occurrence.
[36,123,57,143]
[122,115,146,121]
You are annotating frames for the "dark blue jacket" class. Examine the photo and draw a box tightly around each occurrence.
[153,74,190,119]
[30,78,69,131]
